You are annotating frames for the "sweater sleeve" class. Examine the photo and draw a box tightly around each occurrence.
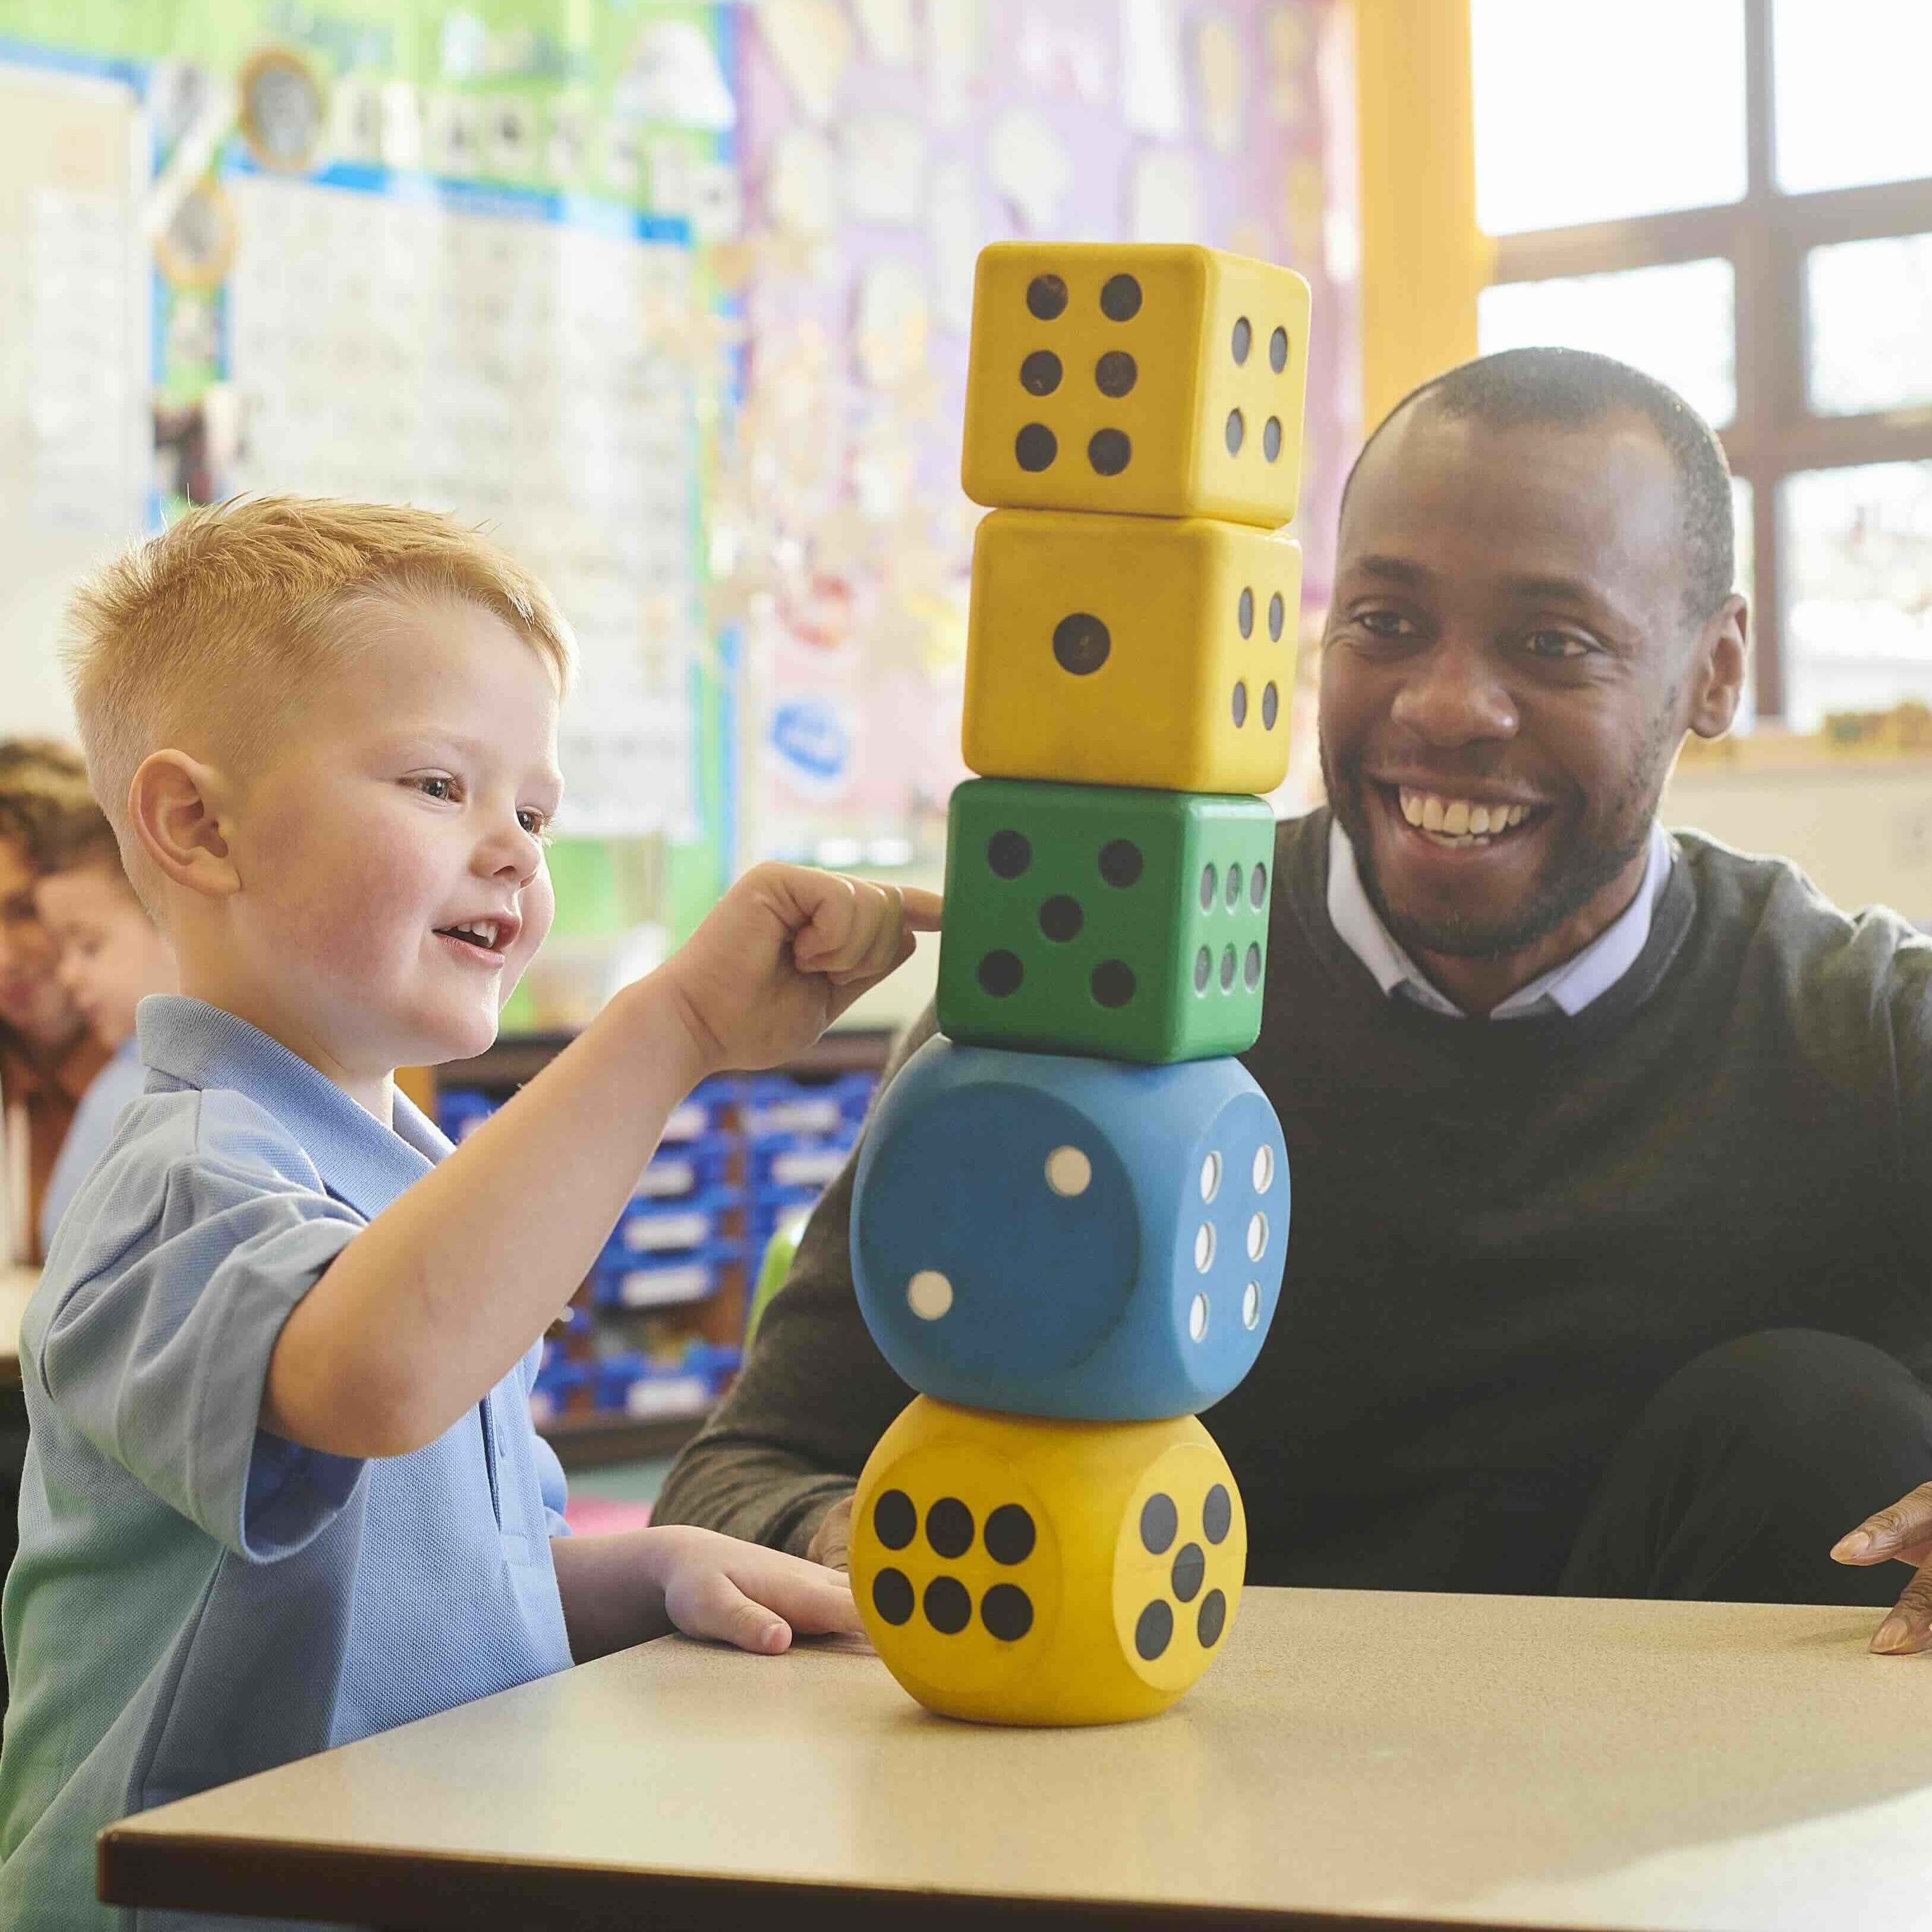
[652,1007,937,1555]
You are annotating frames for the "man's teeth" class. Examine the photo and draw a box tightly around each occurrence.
[1397,790,1532,838]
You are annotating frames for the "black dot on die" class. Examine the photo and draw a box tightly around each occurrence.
[872,1567,914,1625]
[978,950,1023,997]
[1231,316,1252,364]
[1198,1589,1228,1648]
[1232,681,1249,727]
[1263,417,1283,463]
[1225,865,1242,909]
[1020,349,1063,396]
[1135,1599,1174,1661]
[1015,423,1057,471]
[1098,839,1143,888]
[1199,863,1217,912]
[987,830,1032,879]
[1171,1543,1206,1603]
[1039,895,1083,943]
[1225,409,1244,455]
[1268,592,1285,641]
[1203,1484,1233,1545]
[1220,945,1237,990]
[1262,682,1279,730]
[1094,349,1137,397]
[985,1503,1036,1566]
[1052,612,1111,676]
[1238,588,1254,638]
[874,1488,916,1550]
[1270,326,1288,373]
[1100,273,1142,321]
[1141,1492,1178,1554]
[926,1496,975,1559]
[981,1583,1034,1643]
[1250,863,1268,908]
[1244,943,1262,989]
[1091,960,1135,1008]
[1088,428,1132,476]
[1026,273,1068,320]
[1194,946,1212,992]
[924,1575,972,1635]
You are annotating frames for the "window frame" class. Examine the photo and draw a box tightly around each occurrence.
[1483,0,1932,718]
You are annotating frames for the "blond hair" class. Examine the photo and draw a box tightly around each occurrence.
[65,497,576,890]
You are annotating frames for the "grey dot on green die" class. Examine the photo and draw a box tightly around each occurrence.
[1098,839,1143,887]
[1198,1589,1228,1647]
[1088,427,1132,475]
[1020,349,1062,396]
[987,830,1031,878]
[1140,1492,1178,1553]
[874,1488,917,1549]
[1094,349,1137,397]
[1052,612,1111,676]
[1225,409,1244,455]
[1250,863,1268,907]
[1195,946,1212,992]
[1244,943,1262,989]
[1100,272,1142,321]
[1220,945,1237,990]
[1238,587,1254,638]
[1225,865,1241,909]
[1026,273,1068,320]
[924,1575,972,1635]
[1039,895,1083,942]
[1015,423,1057,471]
[1231,316,1252,364]
[1270,325,1288,373]
[1091,960,1136,1008]
[872,1568,914,1625]
[1136,1599,1174,1660]
[979,950,1023,997]
[1199,863,1217,911]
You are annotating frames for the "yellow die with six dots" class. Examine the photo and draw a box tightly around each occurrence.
[962,242,1311,527]
[850,1396,1247,1726]
[963,509,1301,795]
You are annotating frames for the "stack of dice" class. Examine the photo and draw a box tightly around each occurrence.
[847,242,1312,1725]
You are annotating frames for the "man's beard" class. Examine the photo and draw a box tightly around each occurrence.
[1318,704,1678,963]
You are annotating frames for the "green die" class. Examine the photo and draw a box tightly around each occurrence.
[937,778,1276,1064]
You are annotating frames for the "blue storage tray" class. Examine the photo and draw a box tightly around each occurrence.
[740,1071,876,1139]
[634,1132,734,1202]
[605,1188,740,1261]
[594,1238,745,1311]
[745,1127,858,1193]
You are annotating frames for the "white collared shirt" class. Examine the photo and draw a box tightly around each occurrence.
[1326,817,1672,1020]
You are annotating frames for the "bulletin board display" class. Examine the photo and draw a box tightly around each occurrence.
[716,0,1360,863]
[0,2,740,856]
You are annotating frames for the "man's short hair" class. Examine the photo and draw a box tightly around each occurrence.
[26,795,127,888]
[65,496,578,902]
[1344,348,1736,622]
[0,741,96,871]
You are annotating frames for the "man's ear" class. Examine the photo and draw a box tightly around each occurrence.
[1686,594,1748,740]
[128,751,241,901]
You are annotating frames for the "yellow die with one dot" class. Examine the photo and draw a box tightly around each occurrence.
[850,1397,1247,1726]
[961,242,1311,527]
[963,509,1301,795]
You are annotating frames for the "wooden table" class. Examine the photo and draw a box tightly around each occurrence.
[99,1588,1930,1931]
[0,1264,35,1388]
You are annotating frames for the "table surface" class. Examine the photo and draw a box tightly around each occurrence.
[99,1587,1932,1932]
[0,1264,34,1382]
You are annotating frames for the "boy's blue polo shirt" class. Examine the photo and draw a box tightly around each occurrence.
[0,997,574,1931]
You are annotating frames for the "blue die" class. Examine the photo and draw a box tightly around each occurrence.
[850,1036,1288,1422]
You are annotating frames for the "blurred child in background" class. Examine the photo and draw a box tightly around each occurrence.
[28,797,174,1255]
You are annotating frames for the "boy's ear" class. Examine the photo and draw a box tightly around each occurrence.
[128,751,241,901]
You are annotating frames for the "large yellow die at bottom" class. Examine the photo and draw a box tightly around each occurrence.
[963,509,1300,794]
[850,1398,1247,1726]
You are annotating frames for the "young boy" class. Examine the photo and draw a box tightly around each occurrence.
[0,497,940,1931]
[27,796,177,1255]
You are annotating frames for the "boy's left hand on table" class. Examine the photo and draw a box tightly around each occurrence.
[1832,1480,1932,1654]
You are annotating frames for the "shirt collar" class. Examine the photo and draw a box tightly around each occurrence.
[135,994,450,1219]
[1326,818,1672,1021]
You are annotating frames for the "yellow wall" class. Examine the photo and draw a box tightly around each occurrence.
[1351,0,1487,432]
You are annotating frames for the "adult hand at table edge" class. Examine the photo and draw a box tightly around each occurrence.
[805,1493,855,1572]
[1830,1479,1932,1654]
[651,1525,861,1655]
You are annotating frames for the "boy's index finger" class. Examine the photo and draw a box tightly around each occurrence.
[897,885,944,931]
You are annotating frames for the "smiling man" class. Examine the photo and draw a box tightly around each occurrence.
[657,349,1932,1653]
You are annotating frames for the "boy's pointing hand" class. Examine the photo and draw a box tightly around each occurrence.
[658,862,943,1075]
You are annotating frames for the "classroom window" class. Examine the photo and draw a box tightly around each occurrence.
[1474,0,1932,723]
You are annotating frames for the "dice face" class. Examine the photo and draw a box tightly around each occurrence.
[851,1398,1247,1726]
[963,512,1300,796]
[852,1037,1289,1420]
[938,779,1277,1063]
[961,242,1310,527]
